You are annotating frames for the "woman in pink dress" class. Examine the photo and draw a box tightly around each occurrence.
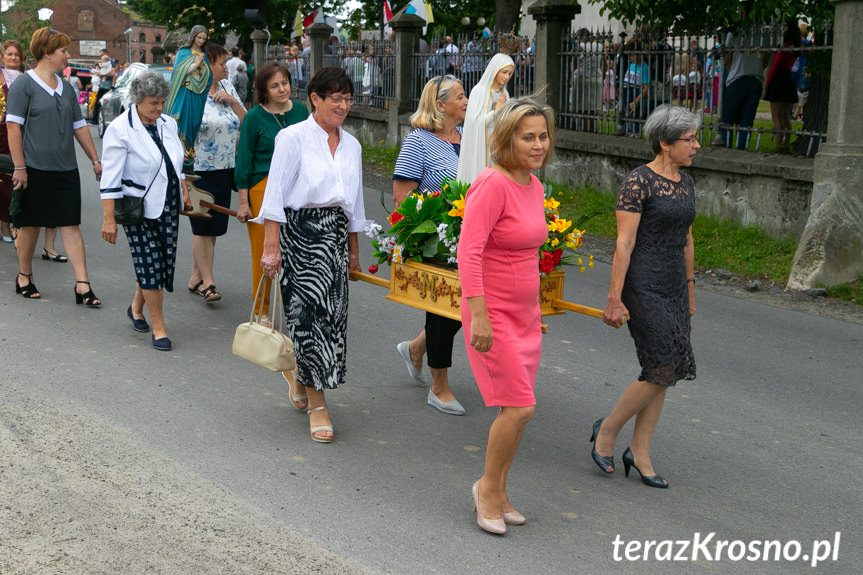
[458,99,555,535]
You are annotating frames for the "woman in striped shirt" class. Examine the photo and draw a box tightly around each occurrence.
[392,74,469,415]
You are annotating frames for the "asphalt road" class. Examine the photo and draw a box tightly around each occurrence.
[1,129,861,574]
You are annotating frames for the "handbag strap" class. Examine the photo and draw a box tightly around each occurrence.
[249,272,286,335]
[128,108,164,201]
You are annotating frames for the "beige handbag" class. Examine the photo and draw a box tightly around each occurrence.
[232,274,297,372]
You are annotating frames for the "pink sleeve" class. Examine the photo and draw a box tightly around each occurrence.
[458,171,505,298]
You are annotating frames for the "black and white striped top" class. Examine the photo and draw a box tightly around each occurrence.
[392,127,463,194]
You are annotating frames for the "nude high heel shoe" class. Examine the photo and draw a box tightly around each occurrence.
[472,480,506,535]
[502,509,526,525]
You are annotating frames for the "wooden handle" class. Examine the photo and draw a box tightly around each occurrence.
[551,299,604,319]
[349,270,390,288]
[200,200,238,217]
[179,210,212,219]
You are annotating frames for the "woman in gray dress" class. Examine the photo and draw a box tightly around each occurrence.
[7,27,102,303]
[591,105,699,489]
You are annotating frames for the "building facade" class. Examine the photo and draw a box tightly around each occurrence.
[9,0,168,65]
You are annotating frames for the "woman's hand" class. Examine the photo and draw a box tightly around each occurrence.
[93,162,103,181]
[193,53,204,70]
[102,218,117,244]
[212,91,238,107]
[688,289,696,316]
[348,252,361,279]
[12,169,27,191]
[236,202,252,223]
[181,183,192,211]
[470,314,493,353]
[493,92,508,111]
[603,299,630,328]
[260,245,281,279]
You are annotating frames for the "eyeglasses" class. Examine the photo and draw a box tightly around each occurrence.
[677,136,699,145]
[319,93,353,106]
[49,29,59,36]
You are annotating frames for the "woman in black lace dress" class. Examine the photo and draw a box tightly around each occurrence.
[590,105,699,488]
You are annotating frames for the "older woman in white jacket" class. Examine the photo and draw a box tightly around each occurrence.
[100,70,191,351]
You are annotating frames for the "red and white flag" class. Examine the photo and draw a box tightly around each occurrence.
[383,0,394,23]
[303,8,325,28]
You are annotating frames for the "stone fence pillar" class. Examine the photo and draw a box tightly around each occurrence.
[387,13,425,146]
[308,22,334,81]
[788,0,863,289]
[250,29,268,82]
[528,0,580,109]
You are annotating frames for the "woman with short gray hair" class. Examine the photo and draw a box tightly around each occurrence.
[643,104,701,155]
[99,69,191,351]
[590,104,700,489]
[129,69,170,102]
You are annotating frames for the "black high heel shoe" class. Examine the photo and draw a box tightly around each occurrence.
[16,272,41,299]
[622,447,668,488]
[74,281,101,307]
[589,418,614,473]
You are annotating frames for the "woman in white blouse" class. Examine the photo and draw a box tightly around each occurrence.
[255,67,367,444]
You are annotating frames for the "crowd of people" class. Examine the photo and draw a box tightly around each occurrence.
[4,25,699,537]
[563,7,814,152]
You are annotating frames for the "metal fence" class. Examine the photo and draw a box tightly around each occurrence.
[323,40,396,109]
[410,34,536,109]
[559,21,833,155]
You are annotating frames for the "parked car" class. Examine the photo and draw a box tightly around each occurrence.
[96,63,173,137]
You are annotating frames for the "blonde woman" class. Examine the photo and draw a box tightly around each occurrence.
[392,75,469,415]
[456,53,514,183]
[459,99,555,534]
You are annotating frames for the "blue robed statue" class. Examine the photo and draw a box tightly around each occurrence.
[167,24,212,170]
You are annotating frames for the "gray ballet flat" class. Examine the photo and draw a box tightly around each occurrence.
[396,341,431,386]
[427,390,465,416]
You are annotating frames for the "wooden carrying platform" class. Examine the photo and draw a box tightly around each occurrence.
[350,260,603,322]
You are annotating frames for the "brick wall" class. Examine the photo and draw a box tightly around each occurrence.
[10,0,167,65]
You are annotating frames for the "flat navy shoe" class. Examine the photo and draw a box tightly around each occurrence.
[152,335,172,351]
[127,306,150,332]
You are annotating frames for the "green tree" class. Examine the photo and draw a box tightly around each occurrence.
[126,0,348,44]
[589,0,834,31]
[3,0,57,56]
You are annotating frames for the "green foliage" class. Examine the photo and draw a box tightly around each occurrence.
[125,0,348,43]
[589,0,835,32]
[2,0,57,55]
[825,277,862,305]
[362,142,400,174]
[550,180,798,284]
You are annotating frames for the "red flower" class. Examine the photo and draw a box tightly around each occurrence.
[539,251,555,274]
[368,264,379,274]
[389,211,404,225]
[551,248,563,266]
[432,191,440,198]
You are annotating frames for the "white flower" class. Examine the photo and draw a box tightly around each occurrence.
[392,244,404,263]
[364,222,383,239]
[447,256,458,264]
[416,197,423,211]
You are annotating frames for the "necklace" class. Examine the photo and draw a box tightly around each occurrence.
[263,103,291,130]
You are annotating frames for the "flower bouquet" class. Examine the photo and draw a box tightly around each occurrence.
[366,179,468,268]
[365,179,597,276]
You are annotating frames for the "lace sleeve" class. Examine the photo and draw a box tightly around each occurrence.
[616,168,649,213]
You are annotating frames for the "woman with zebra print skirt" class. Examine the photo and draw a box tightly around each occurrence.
[253,67,369,443]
